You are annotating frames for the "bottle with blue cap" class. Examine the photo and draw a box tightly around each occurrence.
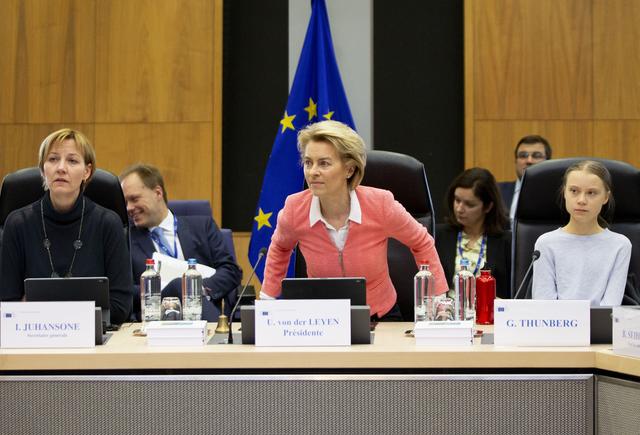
[453,258,476,321]
[182,258,203,321]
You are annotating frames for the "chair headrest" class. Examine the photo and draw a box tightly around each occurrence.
[168,200,213,217]
[361,150,432,216]
[84,169,129,226]
[517,158,640,222]
[0,167,128,227]
[0,168,45,225]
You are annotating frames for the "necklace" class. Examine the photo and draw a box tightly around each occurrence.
[40,197,85,278]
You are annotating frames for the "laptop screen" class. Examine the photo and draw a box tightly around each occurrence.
[281,277,366,305]
[24,276,111,325]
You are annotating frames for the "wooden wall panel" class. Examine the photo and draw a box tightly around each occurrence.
[0,0,95,123]
[1,0,222,224]
[467,0,639,176]
[593,122,640,165]
[95,0,213,123]
[0,124,95,181]
[212,0,223,223]
[94,123,213,201]
[474,121,594,182]
[0,1,20,122]
[474,0,592,120]
[232,231,261,293]
[593,0,640,119]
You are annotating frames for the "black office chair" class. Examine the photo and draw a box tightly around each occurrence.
[167,199,239,320]
[0,167,129,241]
[296,150,436,321]
[512,158,640,303]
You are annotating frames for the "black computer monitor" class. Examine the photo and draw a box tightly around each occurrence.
[281,277,366,305]
[24,277,111,326]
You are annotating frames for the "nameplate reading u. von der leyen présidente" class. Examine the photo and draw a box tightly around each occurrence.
[254,299,350,346]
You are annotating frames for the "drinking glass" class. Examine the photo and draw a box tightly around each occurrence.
[160,297,183,321]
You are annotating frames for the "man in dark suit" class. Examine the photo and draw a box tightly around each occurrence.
[498,135,552,221]
[120,164,241,321]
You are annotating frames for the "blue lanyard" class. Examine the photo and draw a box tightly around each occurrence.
[150,215,178,258]
[457,231,486,276]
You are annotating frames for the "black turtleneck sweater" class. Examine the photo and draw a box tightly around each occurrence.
[0,192,133,324]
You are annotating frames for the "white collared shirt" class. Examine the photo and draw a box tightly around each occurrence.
[509,178,522,223]
[150,210,185,260]
[309,190,362,251]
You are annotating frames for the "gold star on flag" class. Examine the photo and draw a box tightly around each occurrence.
[280,111,296,133]
[254,208,273,230]
[323,111,334,120]
[303,98,318,121]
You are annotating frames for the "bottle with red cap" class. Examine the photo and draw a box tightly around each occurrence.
[140,258,161,322]
[475,269,496,325]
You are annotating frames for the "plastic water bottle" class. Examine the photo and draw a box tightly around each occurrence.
[453,258,476,321]
[140,258,161,322]
[182,258,203,321]
[414,263,435,321]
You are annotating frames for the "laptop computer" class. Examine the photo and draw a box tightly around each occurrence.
[24,277,111,328]
[591,306,613,344]
[281,277,367,305]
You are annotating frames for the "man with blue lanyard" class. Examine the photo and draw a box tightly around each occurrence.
[120,164,241,321]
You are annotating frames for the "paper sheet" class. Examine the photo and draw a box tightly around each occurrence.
[152,252,216,290]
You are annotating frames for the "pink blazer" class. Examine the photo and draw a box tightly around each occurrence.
[261,186,448,317]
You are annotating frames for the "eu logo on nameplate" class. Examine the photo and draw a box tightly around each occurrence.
[254,299,351,347]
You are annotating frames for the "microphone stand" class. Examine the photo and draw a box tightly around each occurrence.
[513,250,540,300]
[226,248,267,344]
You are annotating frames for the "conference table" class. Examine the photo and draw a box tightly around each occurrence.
[1,322,639,435]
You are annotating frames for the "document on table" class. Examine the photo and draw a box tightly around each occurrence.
[152,252,216,290]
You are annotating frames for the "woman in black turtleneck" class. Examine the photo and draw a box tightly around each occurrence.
[0,129,132,324]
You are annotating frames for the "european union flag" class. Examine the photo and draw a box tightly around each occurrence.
[249,0,355,281]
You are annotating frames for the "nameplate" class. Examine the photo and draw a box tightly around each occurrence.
[254,299,350,347]
[613,306,640,358]
[494,299,590,346]
[1,301,95,349]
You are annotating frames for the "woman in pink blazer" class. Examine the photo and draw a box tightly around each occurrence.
[261,121,448,320]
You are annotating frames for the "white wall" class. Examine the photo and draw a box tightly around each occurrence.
[289,0,373,148]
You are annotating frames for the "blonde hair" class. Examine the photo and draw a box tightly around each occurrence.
[38,128,96,187]
[297,120,366,190]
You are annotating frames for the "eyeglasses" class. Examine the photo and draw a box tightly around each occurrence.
[517,151,546,160]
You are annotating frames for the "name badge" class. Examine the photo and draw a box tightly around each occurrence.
[613,306,640,358]
[1,301,95,348]
[254,299,350,347]
[494,299,590,346]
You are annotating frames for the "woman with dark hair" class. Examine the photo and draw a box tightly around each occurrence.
[532,160,631,306]
[436,168,511,298]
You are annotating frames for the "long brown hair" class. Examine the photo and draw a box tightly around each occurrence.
[560,160,614,228]
[445,167,508,235]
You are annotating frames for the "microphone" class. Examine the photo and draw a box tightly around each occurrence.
[513,250,540,300]
[226,247,267,344]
